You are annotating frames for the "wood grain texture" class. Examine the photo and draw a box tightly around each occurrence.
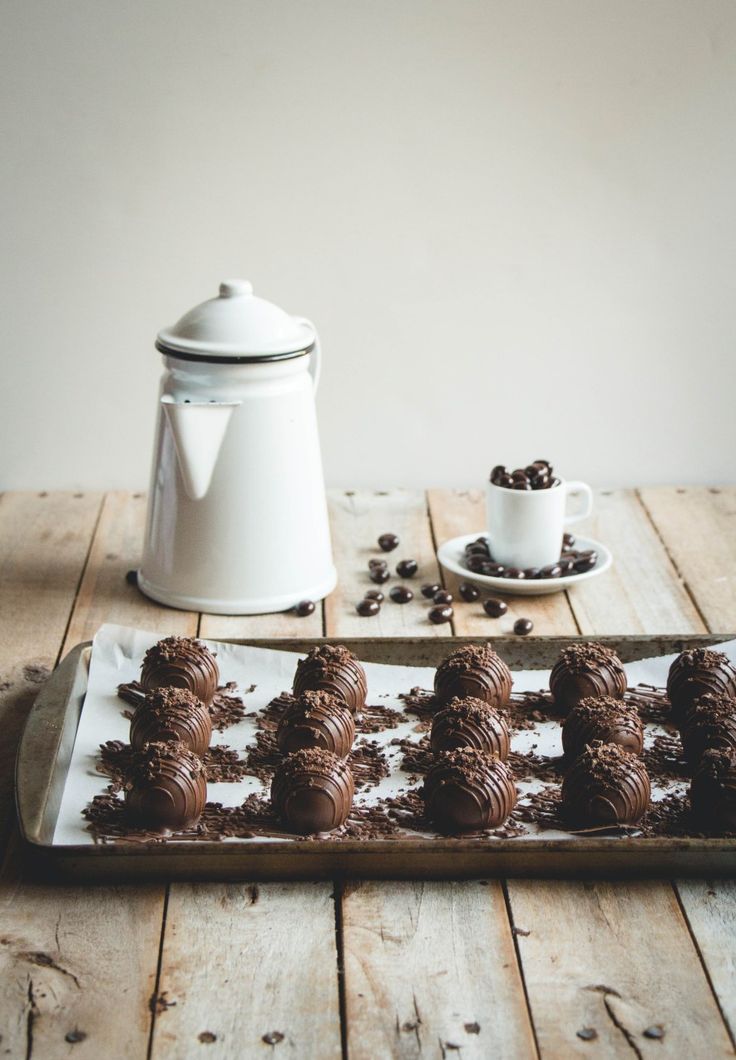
[1,491,197,1060]
[150,882,342,1059]
[342,880,537,1060]
[0,491,102,842]
[200,602,322,639]
[676,879,736,1043]
[0,833,163,1059]
[326,489,447,636]
[568,489,705,635]
[639,486,736,632]
[63,490,196,648]
[427,488,578,635]
[508,879,734,1057]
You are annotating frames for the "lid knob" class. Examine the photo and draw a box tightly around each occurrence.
[219,279,253,298]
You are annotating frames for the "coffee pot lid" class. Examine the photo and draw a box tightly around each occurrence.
[156,279,315,359]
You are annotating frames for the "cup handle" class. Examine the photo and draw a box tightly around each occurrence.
[564,481,593,524]
[293,316,320,392]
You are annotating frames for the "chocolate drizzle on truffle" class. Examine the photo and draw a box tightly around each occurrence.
[292,645,367,714]
[423,749,517,832]
[550,643,627,715]
[140,637,220,706]
[434,644,513,709]
[667,648,736,727]
[271,749,355,833]
[430,696,510,760]
[124,741,206,833]
[690,748,736,831]
[561,743,650,827]
[679,693,736,765]
[277,690,356,758]
[130,687,212,756]
[562,696,643,760]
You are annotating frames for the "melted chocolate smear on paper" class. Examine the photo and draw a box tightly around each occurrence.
[356,703,403,734]
[98,740,249,784]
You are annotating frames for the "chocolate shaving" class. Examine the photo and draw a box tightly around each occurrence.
[356,703,403,733]
[117,679,249,732]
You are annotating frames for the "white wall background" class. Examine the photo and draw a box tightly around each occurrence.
[2,0,735,491]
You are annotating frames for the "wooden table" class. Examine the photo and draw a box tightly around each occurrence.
[1,487,735,1058]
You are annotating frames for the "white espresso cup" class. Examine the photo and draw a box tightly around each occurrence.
[485,478,593,570]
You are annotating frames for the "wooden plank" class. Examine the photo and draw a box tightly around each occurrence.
[0,833,163,1059]
[639,486,736,632]
[428,488,579,635]
[325,499,537,1058]
[676,879,736,1042]
[150,882,342,1058]
[640,487,736,1047]
[200,602,322,639]
[64,490,196,648]
[568,489,705,635]
[508,880,734,1057]
[0,491,185,1059]
[326,488,446,636]
[0,490,102,843]
[342,880,537,1059]
[497,490,728,1053]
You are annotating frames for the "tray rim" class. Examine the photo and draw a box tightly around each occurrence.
[16,633,736,880]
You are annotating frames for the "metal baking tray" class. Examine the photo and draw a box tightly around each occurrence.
[16,635,736,881]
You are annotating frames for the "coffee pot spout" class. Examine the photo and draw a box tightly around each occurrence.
[161,396,240,501]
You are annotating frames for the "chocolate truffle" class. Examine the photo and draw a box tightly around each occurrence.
[434,643,513,709]
[124,741,206,833]
[562,696,644,760]
[423,749,516,833]
[690,748,736,831]
[666,648,736,727]
[130,687,212,757]
[276,690,356,758]
[430,697,510,760]
[561,743,650,827]
[271,749,354,833]
[549,643,627,715]
[679,693,736,765]
[140,636,219,706]
[292,644,367,714]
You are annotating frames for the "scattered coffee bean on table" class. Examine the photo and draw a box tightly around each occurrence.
[514,618,533,635]
[433,589,453,605]
[396,559,418,578]
[390,585,413,604]
[421,582,441,598]
[364,589,385,603]
[378,533,399,552]
[369,567,390,584]
[368,557,387,570]
[429,605,453,624]
[356,598,380,617]
[458,582,480,602]
[125,569,138,587]
[295,600,315,617]
[483,598,508,618]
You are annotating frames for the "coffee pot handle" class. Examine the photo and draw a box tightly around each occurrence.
[294,317,321,391]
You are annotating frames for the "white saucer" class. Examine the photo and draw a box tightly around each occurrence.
[437,533,613,596]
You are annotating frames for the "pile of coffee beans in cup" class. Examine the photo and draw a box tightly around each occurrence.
[463,534,597,580]
[490,459,560,491]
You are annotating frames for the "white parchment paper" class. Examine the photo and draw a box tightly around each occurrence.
[52,624,736,846]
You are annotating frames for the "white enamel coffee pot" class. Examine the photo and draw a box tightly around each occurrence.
[138,279,336,614]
